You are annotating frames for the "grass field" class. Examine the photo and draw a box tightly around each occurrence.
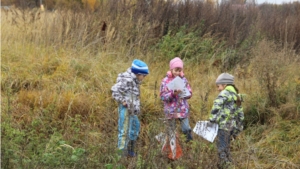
[1,1,300,168]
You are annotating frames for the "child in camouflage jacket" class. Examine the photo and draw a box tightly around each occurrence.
[209,73,244,167]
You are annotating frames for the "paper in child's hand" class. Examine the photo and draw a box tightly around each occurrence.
[193,121,218,143]
[166,76,184,90]
[166,76,191,98]
[179,87,191,98]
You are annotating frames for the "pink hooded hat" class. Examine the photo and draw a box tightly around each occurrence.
[167,57,184,77]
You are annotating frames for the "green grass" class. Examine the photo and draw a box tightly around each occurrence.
[1,4,300,168]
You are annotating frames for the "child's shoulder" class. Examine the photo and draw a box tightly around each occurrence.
[219,89,231,97]
[161,75,169,81]
[161,76,174,85]
[117,70,134,81]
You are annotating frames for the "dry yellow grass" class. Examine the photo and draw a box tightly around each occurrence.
[1,7,300,168]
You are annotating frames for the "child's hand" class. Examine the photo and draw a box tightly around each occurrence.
[183,96,191,99]
[207,121,214,128]
[122,102,127,107]
[232,134,239,141]
[174,89,182,95]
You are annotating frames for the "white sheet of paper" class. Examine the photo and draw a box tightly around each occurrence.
[193,121,218,143]
[179,87,191,98]
[166,76,184,90]
[166,76,191,98]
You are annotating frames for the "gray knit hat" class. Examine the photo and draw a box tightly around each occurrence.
[216,73,234,85]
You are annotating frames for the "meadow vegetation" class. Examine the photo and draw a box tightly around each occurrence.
[1,1,300,168]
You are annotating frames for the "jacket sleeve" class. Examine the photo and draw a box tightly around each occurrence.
[160,80,175,102]
[209,92,227,123]
[111,77,129,104]
[235,106,244,131]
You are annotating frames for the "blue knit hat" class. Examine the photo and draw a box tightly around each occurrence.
[131,59,149,75]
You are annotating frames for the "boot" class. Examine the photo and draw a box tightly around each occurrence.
[218,152,231,169]
[127,140,136,157]
[184,129,193,143]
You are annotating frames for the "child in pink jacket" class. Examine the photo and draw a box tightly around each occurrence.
[160,57,193,143]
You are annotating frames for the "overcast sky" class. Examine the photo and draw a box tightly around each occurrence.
[256,0,299,4]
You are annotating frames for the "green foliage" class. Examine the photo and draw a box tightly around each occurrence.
[41,133,86,167]
[1,121,26,169]
[1,115,86,168]
[1,5,300,168]
[157,26,223,62]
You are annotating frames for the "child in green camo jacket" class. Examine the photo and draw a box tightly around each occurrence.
[209,73,244,168]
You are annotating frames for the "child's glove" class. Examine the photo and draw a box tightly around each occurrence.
[173,89,182,96]
[209,119,216,123]
[207,121,215,128]
[232,133,238,140]
[183,96,191,99]
[232,128,241,140]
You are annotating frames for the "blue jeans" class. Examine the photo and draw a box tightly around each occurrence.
[217,129,233,163]
[117,105,140,150]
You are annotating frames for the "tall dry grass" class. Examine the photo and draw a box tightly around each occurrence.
[1,1,300,168]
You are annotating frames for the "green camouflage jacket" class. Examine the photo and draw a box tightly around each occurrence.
[209,86,244,133]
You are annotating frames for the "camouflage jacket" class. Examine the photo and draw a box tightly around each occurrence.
[209,86,244,132]
[111,68,141,115]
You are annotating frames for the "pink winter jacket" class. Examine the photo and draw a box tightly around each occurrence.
[160,74,192,119]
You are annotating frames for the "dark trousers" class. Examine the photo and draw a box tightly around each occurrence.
[217,129,233,164]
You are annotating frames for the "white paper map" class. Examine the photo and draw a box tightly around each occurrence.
[166,76,191,98]
[193,121,218,143]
